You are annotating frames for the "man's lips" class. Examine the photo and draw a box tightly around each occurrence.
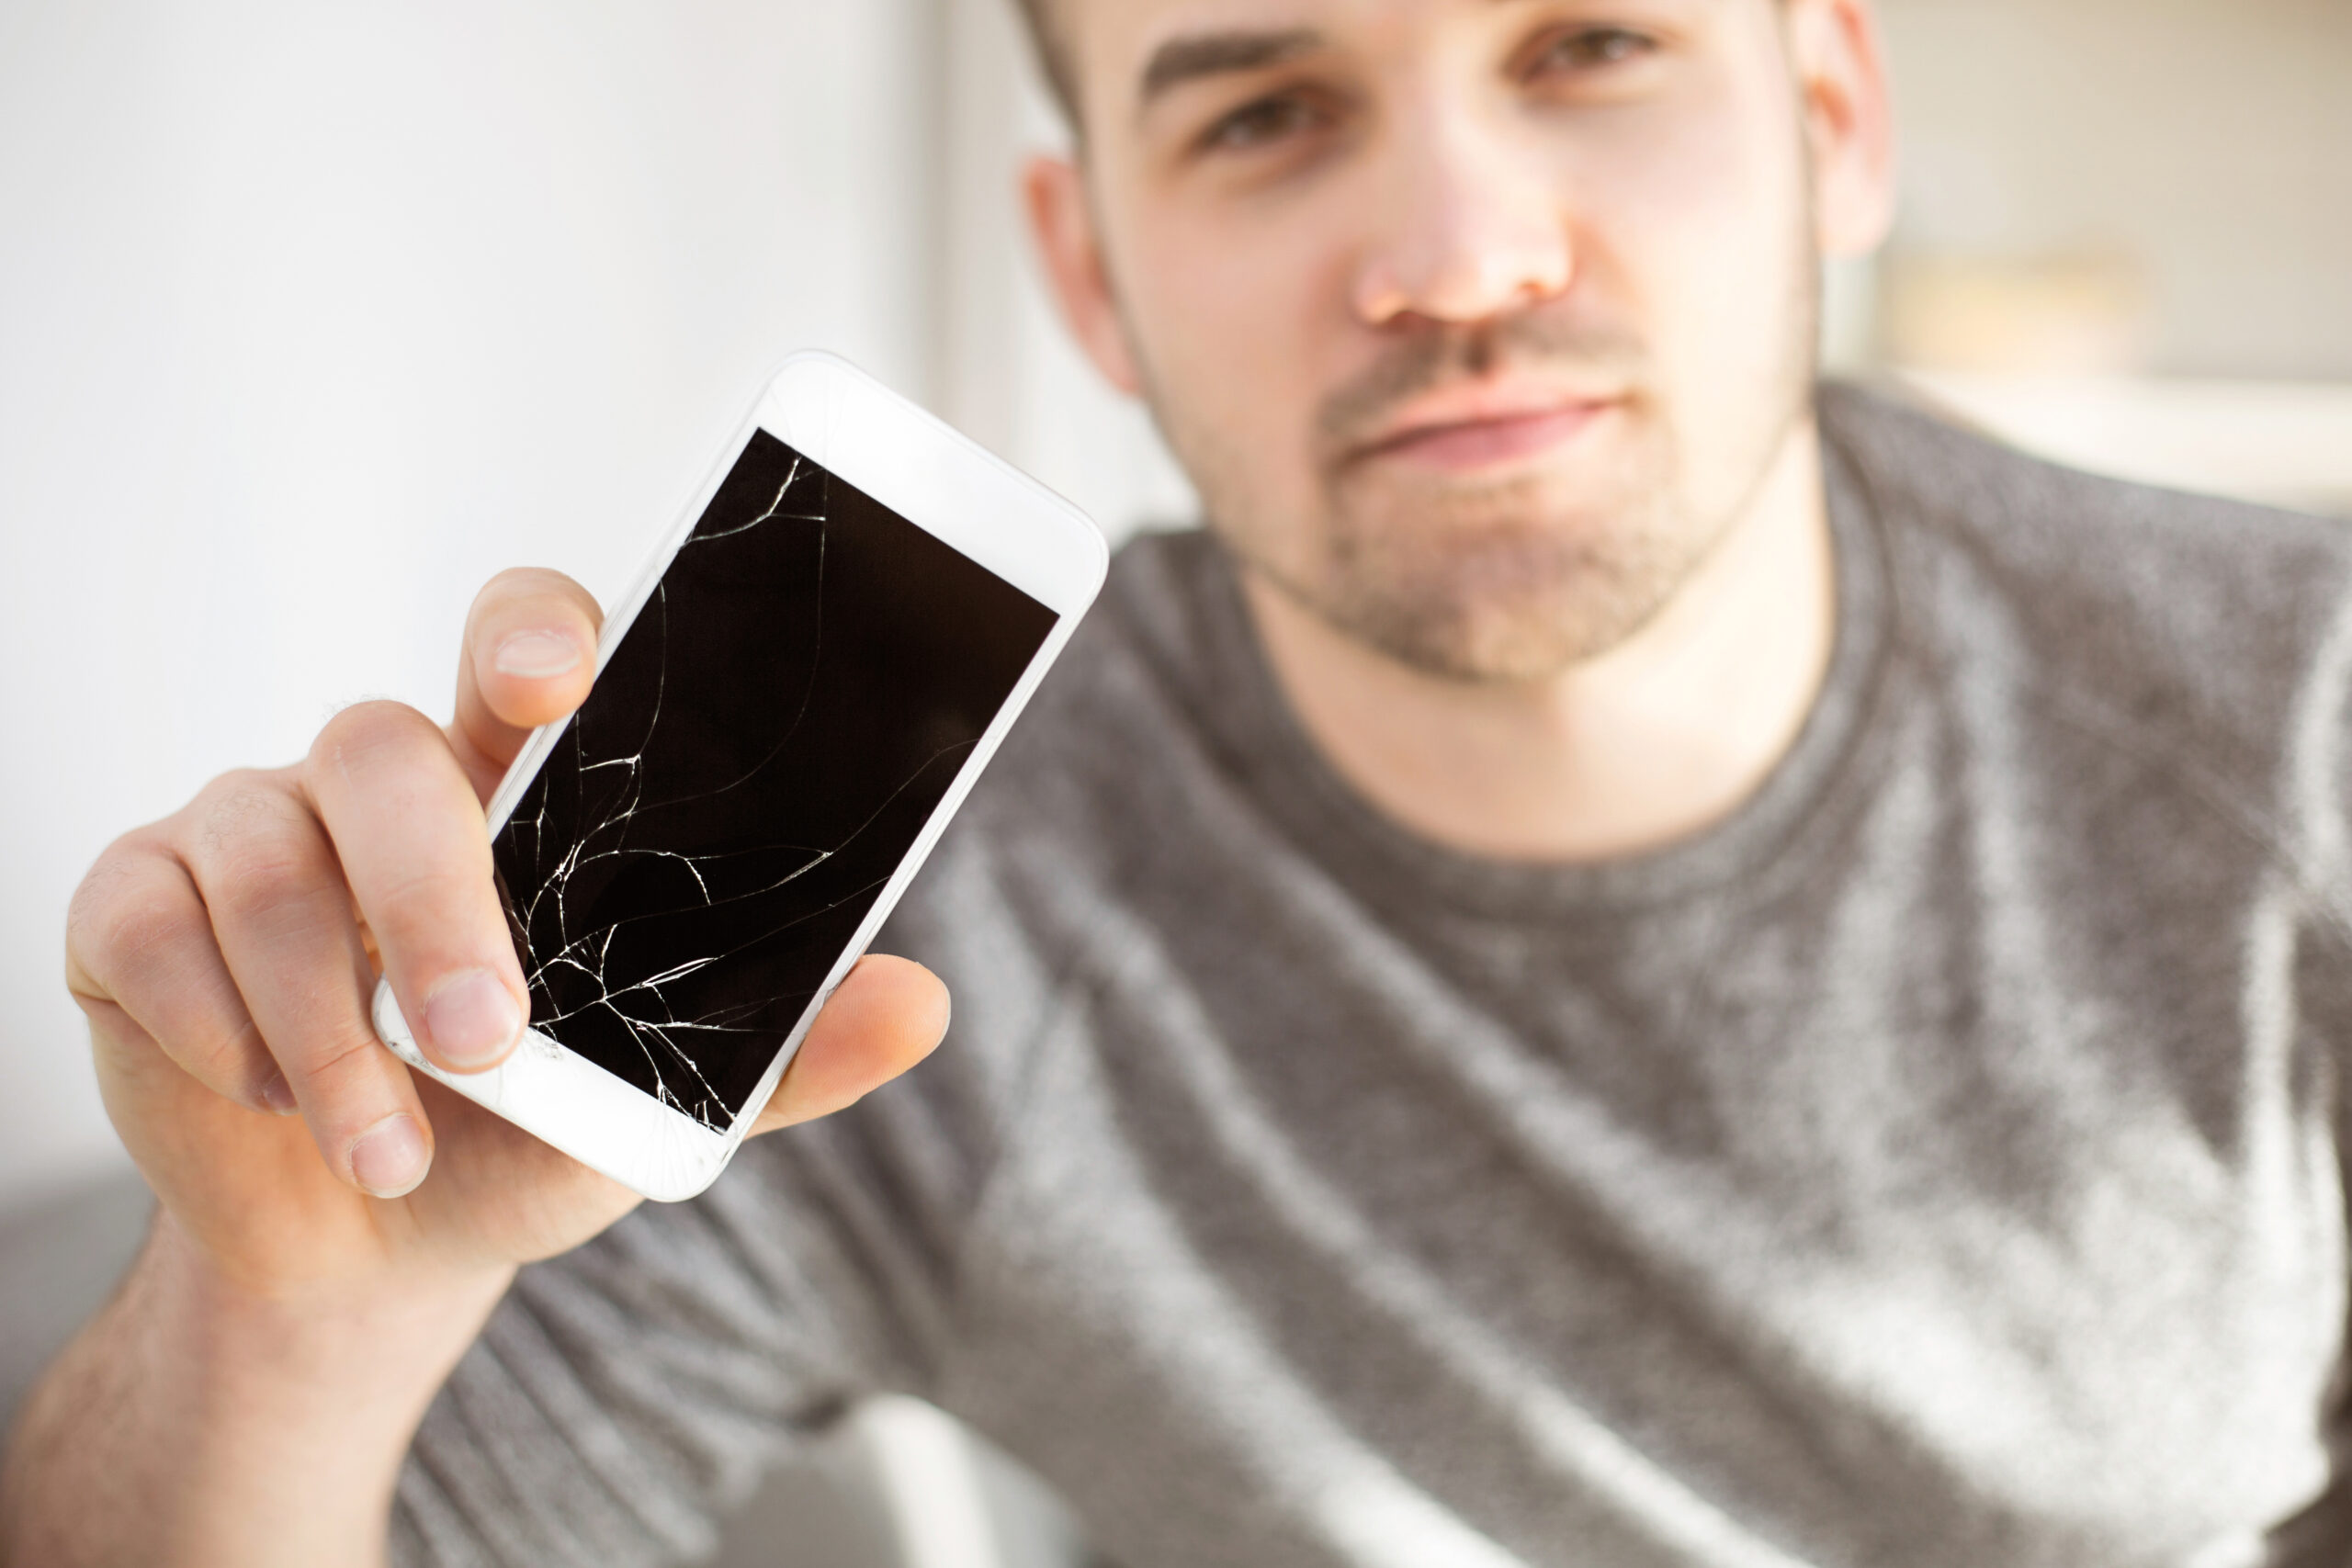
[1348,389,1621,473]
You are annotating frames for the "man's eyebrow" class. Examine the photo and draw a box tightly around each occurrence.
[1137,28,1326,109]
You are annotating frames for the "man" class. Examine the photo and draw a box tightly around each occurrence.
[8,0,2352,1562]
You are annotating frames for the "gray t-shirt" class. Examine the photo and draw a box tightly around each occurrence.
[392,388,2352,1568]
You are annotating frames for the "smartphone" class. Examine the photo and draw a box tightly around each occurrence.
[371,353,1107,1201]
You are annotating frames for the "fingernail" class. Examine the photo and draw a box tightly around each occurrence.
[259,1071,299,1117]
[494,630,582,679]
[349,1114,428,1199]
[421,969,523,1069]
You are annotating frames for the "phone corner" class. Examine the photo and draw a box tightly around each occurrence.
[630,1128,748,1204]
[635,1164,729,1205]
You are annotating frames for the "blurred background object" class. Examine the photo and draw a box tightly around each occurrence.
[1869,0,2352,385]
[1878,251,2154,378]
[4,0,2350,1560]
[1894,374,2352,519]
[1850,0,2352,515]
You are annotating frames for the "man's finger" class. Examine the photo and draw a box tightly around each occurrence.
[451,568,604,792]
[179,770,438,1197]
[750,956,952,1134]
[303,701,530,1088]
[66,833,283,1115]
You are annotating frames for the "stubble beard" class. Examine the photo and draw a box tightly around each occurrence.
[1146,253,1820,687]
[1305,399,1700,682]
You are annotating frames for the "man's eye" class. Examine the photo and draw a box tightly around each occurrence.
[1529,25,1657,76]
[1200,93,1325,153]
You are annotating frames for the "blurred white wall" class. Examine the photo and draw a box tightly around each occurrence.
[0,0,1185,1208]
[1879,0,2352,381]
[933,0,1198,536]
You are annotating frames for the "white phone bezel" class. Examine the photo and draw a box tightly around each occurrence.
[372,351,1107,1201]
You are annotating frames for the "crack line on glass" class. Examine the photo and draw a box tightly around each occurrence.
[496,452,921,1131]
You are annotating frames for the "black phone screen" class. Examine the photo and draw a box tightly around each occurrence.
[491,430,1058,1132]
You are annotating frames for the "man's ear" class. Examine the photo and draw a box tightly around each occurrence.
[1788,0,1898,259]
[1023,153,1145,395]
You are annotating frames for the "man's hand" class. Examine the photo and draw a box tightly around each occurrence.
[1,569,951,1566]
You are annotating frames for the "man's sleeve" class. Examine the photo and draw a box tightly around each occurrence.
[388,822,1070,1568]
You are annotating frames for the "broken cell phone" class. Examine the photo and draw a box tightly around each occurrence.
[371,352,1106,1201]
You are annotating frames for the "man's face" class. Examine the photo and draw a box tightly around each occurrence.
[1039,0,1884,682]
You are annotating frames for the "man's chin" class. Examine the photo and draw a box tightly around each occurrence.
[1306,530,1695,684]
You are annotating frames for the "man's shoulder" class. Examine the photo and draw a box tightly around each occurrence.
[1825,380,2352,599]
[1823,383,2352,761]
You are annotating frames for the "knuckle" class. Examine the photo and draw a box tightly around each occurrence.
[195,774,301,856]
[368,863,495,940]
[305,702,456,817]
[288,1025,415,1145]
[189,786,330,920]
[179,1011,270,1089]
[300,1018,389,1085]
[209,842,330,930]
[191,765,294,818]
[69,878,191,992]
[309,699,435,774]
[67,838,151,940]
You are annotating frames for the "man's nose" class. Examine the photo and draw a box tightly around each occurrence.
[1350,115,1574,330]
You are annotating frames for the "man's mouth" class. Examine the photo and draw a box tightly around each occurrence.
[1347,383,1622,474]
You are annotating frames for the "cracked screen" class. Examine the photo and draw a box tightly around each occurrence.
[492,429,1057,1132]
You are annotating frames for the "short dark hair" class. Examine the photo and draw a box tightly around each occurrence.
[1008,0,1080,126]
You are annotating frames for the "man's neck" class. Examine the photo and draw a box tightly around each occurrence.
[1239,421,1837,864]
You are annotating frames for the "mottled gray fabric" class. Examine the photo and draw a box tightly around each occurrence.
[393,387,2352,1568]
